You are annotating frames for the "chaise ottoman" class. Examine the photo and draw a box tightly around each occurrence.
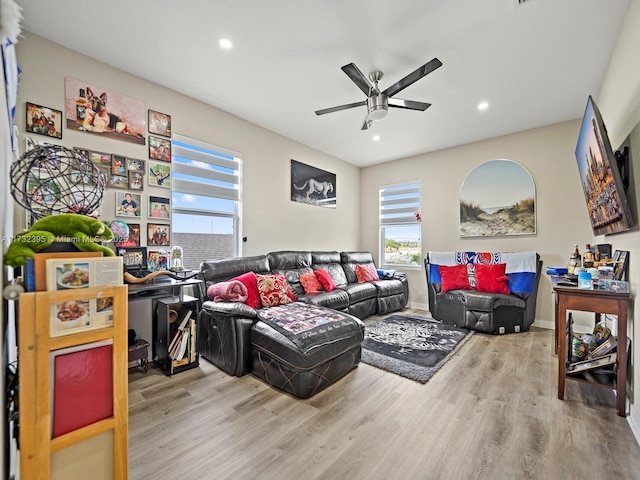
[250,302,364,398]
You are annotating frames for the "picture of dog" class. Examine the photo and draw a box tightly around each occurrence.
[83,87,128,134]
[65,77,146,145]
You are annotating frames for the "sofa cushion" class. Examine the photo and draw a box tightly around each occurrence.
[341,282,377,303]
[355,263,379,283]
[438,264,471,293]
[297,288,350,311]
[300,272,324,294]
[340,251,376,284]
[267,251,313,296]
[373,278,405,297]
[256,274,296,307]
[474,263,509,294]
[231,271,262,309]
[314,269,337,291]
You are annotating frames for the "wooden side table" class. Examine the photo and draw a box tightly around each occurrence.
[128,338,150,373]
[554,282,630,416]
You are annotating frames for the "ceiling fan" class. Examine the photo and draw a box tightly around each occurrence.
[315,58,443,130]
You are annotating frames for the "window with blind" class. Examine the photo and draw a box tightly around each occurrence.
[171,134,242,269]
[379,181,422,267]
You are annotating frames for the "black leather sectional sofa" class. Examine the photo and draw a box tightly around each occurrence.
[197,250,408,398]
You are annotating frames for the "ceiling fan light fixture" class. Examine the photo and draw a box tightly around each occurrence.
[367,95,389,121]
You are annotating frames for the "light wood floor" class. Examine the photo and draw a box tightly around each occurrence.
[128,312,640,479]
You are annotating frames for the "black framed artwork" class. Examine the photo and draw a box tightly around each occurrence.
[290,159,336,208]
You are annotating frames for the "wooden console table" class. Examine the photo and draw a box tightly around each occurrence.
[554,282,630,417]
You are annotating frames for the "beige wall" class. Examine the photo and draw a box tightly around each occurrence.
[15,32,361,256]
[361,119,593,325]
[596,0,640,439]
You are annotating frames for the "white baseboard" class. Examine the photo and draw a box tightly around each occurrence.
[408,302,429,312]
[532,318,554,330]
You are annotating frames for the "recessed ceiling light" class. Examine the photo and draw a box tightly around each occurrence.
[478,101,489,111]
[219,38,233,50]
[372,135,380,142]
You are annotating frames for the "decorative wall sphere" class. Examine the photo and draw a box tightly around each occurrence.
[10,144,105,220]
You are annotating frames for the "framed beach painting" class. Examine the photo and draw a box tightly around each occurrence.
[459,159,536,238]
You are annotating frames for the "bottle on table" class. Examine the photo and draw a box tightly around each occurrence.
[568,244,581,274]
[583,244,594,268]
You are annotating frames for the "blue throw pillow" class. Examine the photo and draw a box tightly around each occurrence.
[377,268,396,279]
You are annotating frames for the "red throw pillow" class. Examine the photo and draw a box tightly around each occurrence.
[314,269,337,292]
[230,271,262,309]
[299,272,324,294]
[355,263,379,283]
[438,264,471,293]
[256,274,296,307]
[474,263,510,294]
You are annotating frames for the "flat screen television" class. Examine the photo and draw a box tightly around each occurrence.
[574,96,635,236]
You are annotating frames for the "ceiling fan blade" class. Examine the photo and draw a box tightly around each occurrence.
[382,58,443,98]
[361,116,372,130]
[315,100,366,116]
[342,63,375,96]
[388,98,432,111]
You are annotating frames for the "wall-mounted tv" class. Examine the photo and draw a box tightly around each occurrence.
[575,96,635,236]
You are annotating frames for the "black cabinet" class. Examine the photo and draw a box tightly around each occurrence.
[154,294,200,375]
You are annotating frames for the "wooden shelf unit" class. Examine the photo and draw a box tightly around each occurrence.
[18,285,128,479]
[554,282,630,417]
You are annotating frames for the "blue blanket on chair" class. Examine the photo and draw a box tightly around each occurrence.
[427,251,538,294]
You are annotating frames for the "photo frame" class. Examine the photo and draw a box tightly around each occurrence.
[149,135,171,161]
[126,158,144,172]
[148,109,171,138]
[148,161,171,188]
[612,250,629,281]
[26,102,63,139]
[108,173,129,190]
[148,251,170,271]
[116,246,148,274]
[290,159,336,208]
[114,223,141,248]
[115,191,141,217]
[64,77,145,145]
[128,171,144,191]
[90,150,112,167]
[97,166,110,186]
[148,195,170,219]
[111,155,127,176]
[148,223,170,246]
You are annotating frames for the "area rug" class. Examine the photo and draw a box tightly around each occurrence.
[361,314,473,383]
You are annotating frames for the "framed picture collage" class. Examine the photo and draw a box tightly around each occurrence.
[24,79,174,270]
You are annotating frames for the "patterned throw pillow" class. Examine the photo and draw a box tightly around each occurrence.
[299,272,324,294]
[230,271,262,309]
[314,269,337,291]
[474,263,510,294]
[256,274,296,307]
[438,264,471,293]
[355,263,379,283]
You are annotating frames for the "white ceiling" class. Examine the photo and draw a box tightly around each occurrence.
[16,0,629,167]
